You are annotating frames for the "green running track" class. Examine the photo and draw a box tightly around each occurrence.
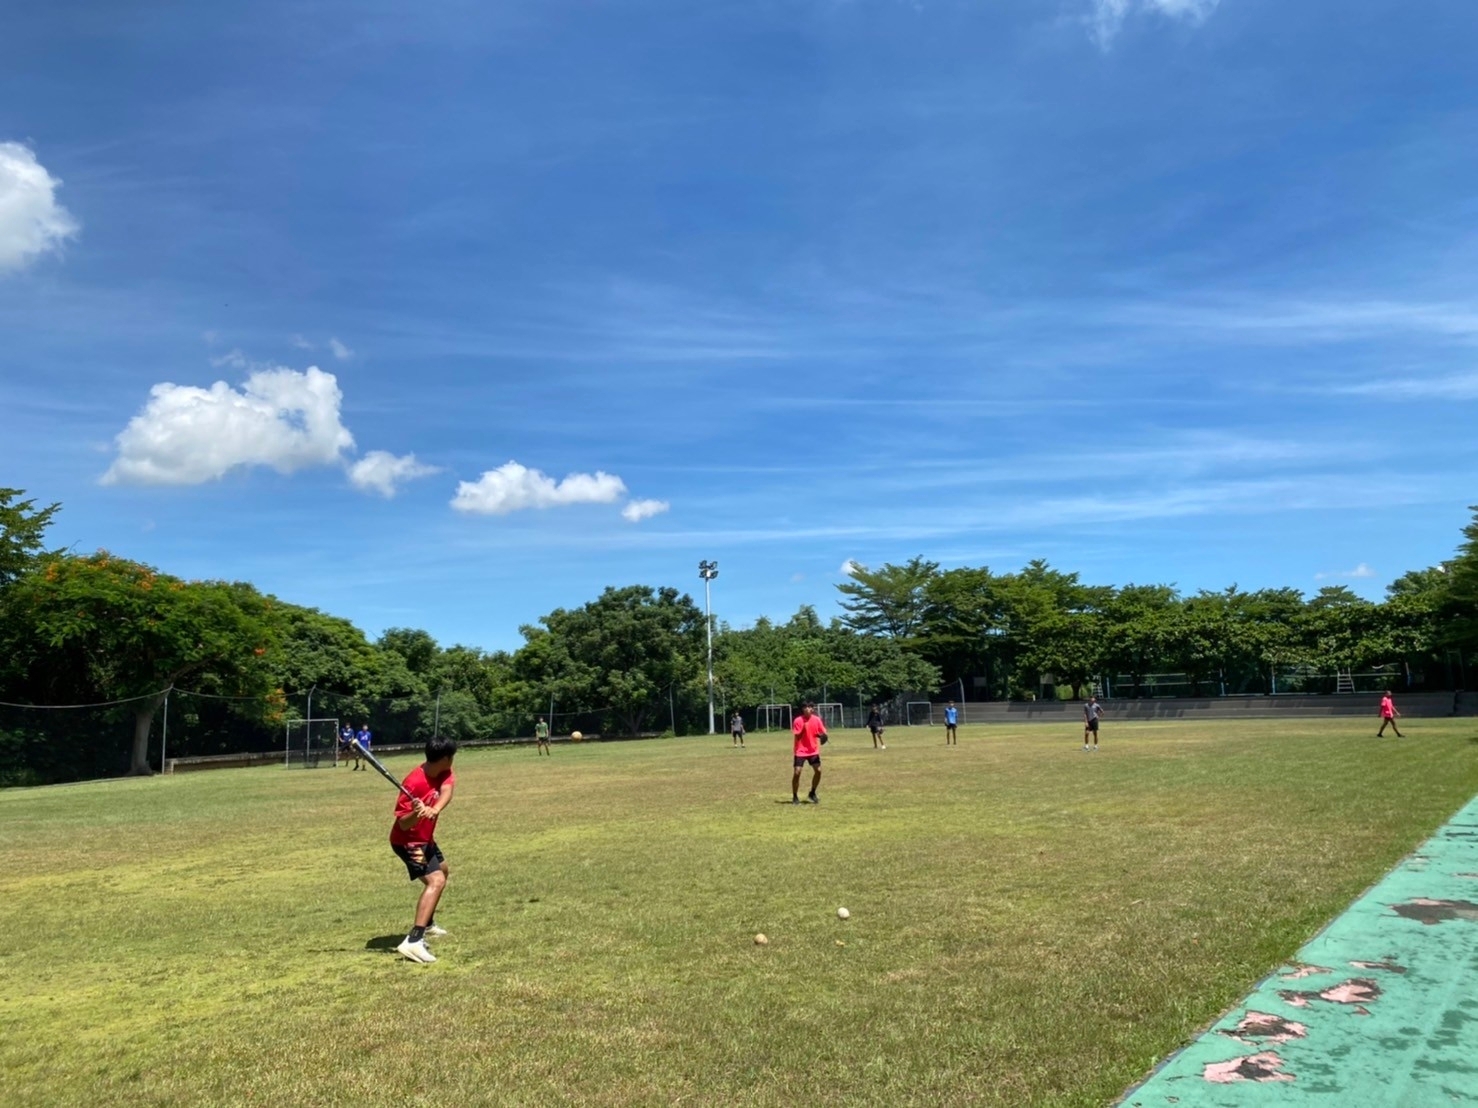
[1122,793,1478,1106]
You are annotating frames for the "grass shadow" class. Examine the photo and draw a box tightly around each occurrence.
[365,934,405,952]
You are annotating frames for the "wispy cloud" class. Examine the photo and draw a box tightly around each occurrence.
[328,337,353,360]
[0,142,79,273]
[840,558,863,576]
[1315,563,1375,581]
[451,462,628,516]
[1090,0,1220,48]
[347,450,439,498]
[1333,370,1478,401]
[621,497,669,522]
[102,366,355,486]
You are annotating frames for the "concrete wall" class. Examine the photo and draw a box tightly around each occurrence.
[951,691,1469,725]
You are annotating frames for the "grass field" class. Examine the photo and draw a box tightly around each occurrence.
[2,718,1476,1107]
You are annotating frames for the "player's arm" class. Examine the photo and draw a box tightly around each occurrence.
[420,779,454,819]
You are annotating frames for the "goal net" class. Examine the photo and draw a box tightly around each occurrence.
[815,702,843,730]
[284,717,340,769]
[905,701,933,726]
[757,703,793,731]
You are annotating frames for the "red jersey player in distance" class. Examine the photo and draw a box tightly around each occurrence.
[390,736,458,964]
[791,702,828,804]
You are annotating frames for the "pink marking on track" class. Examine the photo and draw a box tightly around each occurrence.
[1203,1053,1294,1084]
[1279,963,1331,980]
[1221,1012,1308,1045]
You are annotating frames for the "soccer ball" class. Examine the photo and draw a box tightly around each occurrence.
[837,907,850,920]
[570,731,583,742]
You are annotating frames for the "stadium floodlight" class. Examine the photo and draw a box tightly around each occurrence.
[699,560,719,734]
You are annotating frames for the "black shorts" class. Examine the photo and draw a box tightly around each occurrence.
[869,725,883,735]
[392,841,445,881]
[793,754,821,768]
[732,730,744,739]
[1086,718,1099,733]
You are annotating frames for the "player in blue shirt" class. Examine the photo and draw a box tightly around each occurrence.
[352,723,372,771]
[944,701,959,745]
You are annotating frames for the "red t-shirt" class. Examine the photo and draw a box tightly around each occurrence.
[389,764,455,846]
[1380,696,1395,719]
[793,714,827,757]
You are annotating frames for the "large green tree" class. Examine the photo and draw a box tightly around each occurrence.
[0,553,277,774]
[512,585,705,735]
[837,557,938,640]
[0,488,60,590]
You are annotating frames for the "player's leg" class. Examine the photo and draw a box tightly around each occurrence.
[792,760,803,802]
[393,847,446,963]
[808,759,821,803]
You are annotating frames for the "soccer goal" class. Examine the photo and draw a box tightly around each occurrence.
[757,703,793,731]
[905,701,933,726]
[284,717,340,769]
[815,702,844,730]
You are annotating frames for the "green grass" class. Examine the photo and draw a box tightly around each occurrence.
[2,718,1477,1107]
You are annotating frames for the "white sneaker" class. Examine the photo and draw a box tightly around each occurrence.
[424,924,448,938]
[396,938,437,963]
[1083,744,1091,751]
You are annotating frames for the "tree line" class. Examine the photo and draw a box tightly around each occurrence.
[834,531,1477,700]
[1,486,1475,784]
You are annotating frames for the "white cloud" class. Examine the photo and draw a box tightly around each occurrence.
[1090,0,1219,46]
[102,366,355,486]
[348,450,440,498]
[840,558,863,576]
[209,348,254,370]
[621,498,669,522]
[451,462,628,515]
[329,337,353,360]
[1334,370,1478,401]
[1315,563,1376,581]
[289,334,314,350]
[0,142,80,273]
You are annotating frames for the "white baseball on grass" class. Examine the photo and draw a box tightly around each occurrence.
[837,907,850,920]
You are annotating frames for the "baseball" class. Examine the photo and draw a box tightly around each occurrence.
[754,933,769,945]
[837,907,850,920]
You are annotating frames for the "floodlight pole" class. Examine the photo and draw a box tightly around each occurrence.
[699,560,719,734]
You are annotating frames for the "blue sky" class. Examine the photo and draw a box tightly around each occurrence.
[3,0,1476,652]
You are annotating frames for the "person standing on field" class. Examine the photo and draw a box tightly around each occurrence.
[534,716,551,755]
[730,711,746,748]
[1083,696,1103,751]
[1377,691,1404,738]
[867,703,886,749]
[791,702,827,804]
[392,737,458,964]
[944,700,959,745]
[338,722,354,767]
[352,722,372,771]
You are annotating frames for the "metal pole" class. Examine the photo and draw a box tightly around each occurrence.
[434,688,442,737]
[706,575,714,733]
[305,685,315,769]
[669,685,676,735]
[161,687,171,774]
[699,560,718,735]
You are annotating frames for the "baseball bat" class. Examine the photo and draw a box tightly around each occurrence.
[349,738,419,804]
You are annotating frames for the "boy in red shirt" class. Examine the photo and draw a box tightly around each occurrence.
[391,737,458,963]
[1377,691,1403,738]
[791,702,828,805]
